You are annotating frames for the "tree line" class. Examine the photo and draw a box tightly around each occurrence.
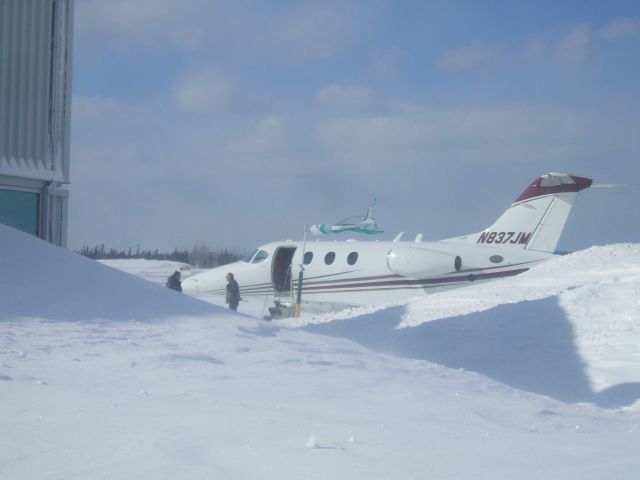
[76,243,243,268]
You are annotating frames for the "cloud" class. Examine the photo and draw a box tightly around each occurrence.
[524,36,548,60]
[228,115,291,155]
[314,104,587,169]
[367,48,405,80]
[523,27,593,66]
[72,96,127,126]
[446,17,640,72]
[529,18,640,66]
[315,84,390,115]
[76,0,359,64]
[438,42,506,71]
[271,5,351,59]
[71,96,155,145]
[598,17,640,40]
[173,67,236,113]
[76,0,220,49]
[554,24,592,66]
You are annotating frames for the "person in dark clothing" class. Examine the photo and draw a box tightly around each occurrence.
[166,271,182,292]
[225,272,240,311]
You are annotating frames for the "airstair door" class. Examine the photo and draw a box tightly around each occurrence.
[271,246,297,294]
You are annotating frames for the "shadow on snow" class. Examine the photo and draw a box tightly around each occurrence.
[303,297,640,409]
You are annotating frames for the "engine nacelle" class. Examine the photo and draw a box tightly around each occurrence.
[387,247,462,278]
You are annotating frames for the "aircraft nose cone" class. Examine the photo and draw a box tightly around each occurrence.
[181,277,199,295]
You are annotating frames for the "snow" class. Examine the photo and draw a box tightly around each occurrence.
[1,223,640,479]
[294,245,640,408]
[98,259,194,287]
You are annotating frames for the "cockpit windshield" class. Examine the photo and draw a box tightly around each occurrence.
[241,248,269,263]
[241,249,259,263]
[252,250,269,263]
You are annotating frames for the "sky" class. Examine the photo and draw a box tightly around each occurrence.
[68,0,640,253]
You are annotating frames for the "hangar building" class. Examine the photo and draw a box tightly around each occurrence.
[0,0,74,246]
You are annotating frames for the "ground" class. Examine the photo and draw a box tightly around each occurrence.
[1,224,639,479]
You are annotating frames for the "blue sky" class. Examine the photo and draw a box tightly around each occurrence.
[69,0,640,253]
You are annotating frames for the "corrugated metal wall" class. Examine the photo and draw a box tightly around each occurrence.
[0,0,73,183]
[0,0,73,247]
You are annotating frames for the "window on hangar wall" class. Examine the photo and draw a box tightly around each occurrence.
[0,188,39,236]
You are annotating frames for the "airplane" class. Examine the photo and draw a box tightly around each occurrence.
[181,173,592,310]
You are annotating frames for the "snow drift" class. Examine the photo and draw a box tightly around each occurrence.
[300,245,640,408]
[0,224,221,321]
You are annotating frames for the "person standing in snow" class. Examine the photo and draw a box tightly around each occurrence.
[226,272,240,311]
[166,271,182,292]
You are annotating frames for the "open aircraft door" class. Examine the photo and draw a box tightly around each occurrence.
[271,246,297,294]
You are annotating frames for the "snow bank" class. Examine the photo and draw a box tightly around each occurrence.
[98,258,194,287]
[300,245,640,408]
[401,244,640,327]
[0,224,222,321]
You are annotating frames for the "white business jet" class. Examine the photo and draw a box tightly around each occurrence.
[182,173,592,308]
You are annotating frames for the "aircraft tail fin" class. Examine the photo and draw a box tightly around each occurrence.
[449,173,592,253]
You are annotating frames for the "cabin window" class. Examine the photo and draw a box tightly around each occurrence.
[347,252,358,265]
[303,251,313,265]
[252,250,269,263]
[324,252,335,265]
